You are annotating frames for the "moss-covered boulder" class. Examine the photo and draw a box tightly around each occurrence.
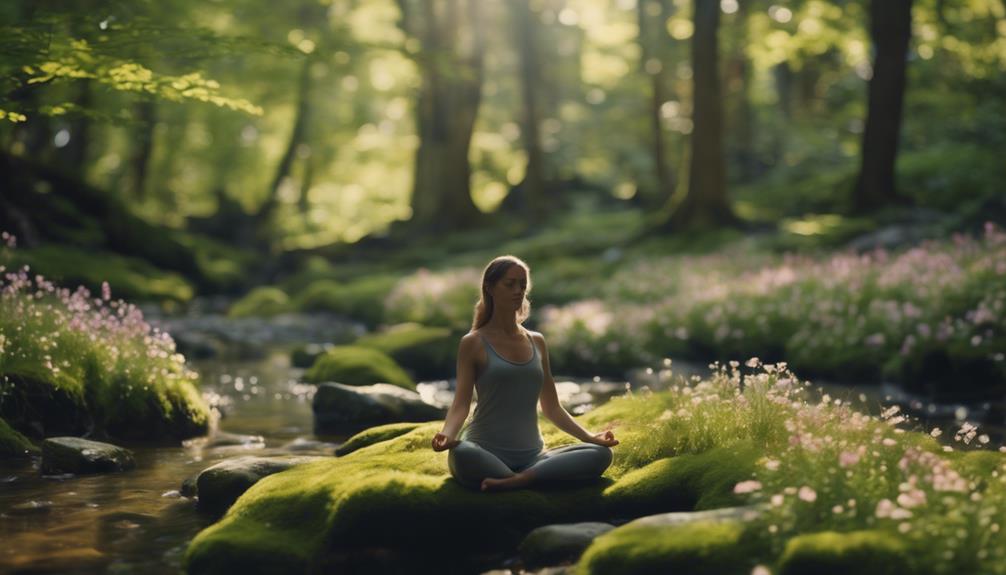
[190,456,326,515]
[334,422,425,456]
[184,394,756,574]
[41,437,135,474]
[0,417,38,458]
[228,287,291,318]
[578,519,765,575]
[354,323,457,381]
[777,531,912,575]
[313,383,445,433]
[304,346,415,390]
[291,275,399,326]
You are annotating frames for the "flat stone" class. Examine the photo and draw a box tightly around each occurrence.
[41,437,135,474]
[518,522,616,569]
[201,431,266,449]
[622,504,764,529]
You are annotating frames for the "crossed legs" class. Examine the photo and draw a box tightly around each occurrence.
[449,441,613,492]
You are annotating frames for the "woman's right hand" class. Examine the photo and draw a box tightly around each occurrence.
[432,432,461,452]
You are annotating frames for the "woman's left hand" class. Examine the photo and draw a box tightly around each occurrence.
[589,429,619,447]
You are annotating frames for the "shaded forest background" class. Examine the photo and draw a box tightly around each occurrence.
[1,0,1004,299]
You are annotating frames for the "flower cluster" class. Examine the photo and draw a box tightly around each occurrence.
[383,267,481,329]
[0,233,207,433]
[539,224,1006,390]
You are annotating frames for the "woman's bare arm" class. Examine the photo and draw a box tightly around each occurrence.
[534,332,618,446]
[432,333,478,450]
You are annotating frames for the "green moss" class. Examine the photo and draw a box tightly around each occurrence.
[304,346,415,390]
[601,444,758,515]
[291,275,399,326]
[354,323,456,380]
[8,245,193,302]
[228,287,291,318]
[577,520,762,575]
[0,417,38,458]
[777,531,913,575]
[335,422,426,456]
[174,232,258,293]
[184,393,771,574]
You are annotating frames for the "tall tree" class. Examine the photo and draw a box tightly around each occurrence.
[725,0,757,181]
[511,0,550,218]
[658,0,737,232]
[637,0,677,209]
[397,0,486,233]
[851,0,914,213]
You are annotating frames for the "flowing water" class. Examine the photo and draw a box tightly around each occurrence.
[0,354,336,574]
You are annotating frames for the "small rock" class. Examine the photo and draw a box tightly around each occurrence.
[41,437,135,474]
[203,431,266,449]
[518,522,616,569]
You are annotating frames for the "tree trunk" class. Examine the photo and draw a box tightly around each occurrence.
[637,0,677,210]
[257,56,313,239]
[728,0,756,180]
[400,0,485,233]
[129,98,156,200]
[512,0,548,218]
[852,0,914,214]
[659,0,736,233]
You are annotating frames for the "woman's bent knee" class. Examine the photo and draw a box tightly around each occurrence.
[586,444,613,473]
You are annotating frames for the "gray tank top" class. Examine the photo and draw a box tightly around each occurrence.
[460,330,545,468]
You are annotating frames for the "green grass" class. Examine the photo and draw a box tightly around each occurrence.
[0,258,209,441]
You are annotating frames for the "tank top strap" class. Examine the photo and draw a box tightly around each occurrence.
[477,329,537,364]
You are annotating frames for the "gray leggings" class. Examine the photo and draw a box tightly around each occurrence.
[448,441,613,489]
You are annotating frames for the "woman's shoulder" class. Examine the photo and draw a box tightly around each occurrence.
[459,330,483,349]
[523,328,547,344]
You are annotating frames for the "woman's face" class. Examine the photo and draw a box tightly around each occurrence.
[488,265,527,312]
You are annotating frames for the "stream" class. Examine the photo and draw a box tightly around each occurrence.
[1,310,1002,574]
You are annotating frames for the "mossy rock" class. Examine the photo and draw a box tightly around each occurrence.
[1,362,208,443]
[228,287,291,318]
[291,275,399,326]
[777,531,912,575]
[354,323,457,381]
[335,422,426,456]
[0,417,38,458]
[578,520,764,575]
[184,395,760,574]
[304,346,415,391]
[886,339,1006,401]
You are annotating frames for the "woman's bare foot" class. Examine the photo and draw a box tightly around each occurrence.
[481,472,534,492]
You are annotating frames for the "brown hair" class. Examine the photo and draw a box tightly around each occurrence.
[471,255,532,330]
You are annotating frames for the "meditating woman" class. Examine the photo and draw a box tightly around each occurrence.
[431,255,618,492]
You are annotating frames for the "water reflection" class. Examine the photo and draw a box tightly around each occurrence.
[0,353,337,574]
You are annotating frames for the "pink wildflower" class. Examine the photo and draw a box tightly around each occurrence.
[734,480,762,494]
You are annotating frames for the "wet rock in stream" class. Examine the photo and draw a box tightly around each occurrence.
[312,382,446,433]
[185,455,326,515]
[41,437,135,475]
